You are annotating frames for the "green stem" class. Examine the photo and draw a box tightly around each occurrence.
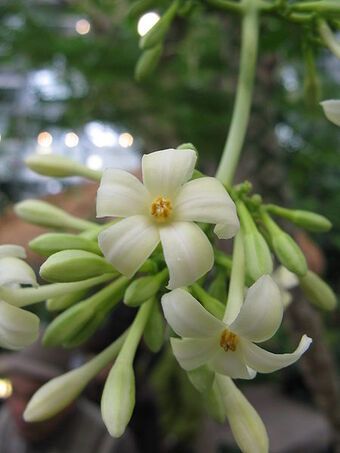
[118,298,155,363]
[224,232,245,324]
[0,274,114,307]
[292,1,340,14]
[216,1,259,186]
[204,0,243,13]
[318,19,340,60]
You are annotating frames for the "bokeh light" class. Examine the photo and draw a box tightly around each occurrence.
[137,12,160,37]
[75,19,91,35]
[119,132,134,148]
[0,379,12,399]
[64,132,79,148]
[86,154,103,170]
[37,131,53,147]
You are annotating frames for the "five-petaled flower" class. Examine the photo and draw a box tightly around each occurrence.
[96,148,239,289]
[0,245,40,350]
[161,275,312,379]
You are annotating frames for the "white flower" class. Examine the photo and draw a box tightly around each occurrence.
[320,100,340,127]
[96,148,239,289]
[272,266,298,308]
[0,245,39,350]
[161,275,312,379]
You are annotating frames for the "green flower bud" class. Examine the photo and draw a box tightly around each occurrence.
[124,269,167,307]
[143,302,164,352]
[24,332,126,422]
[101,361,135,438]
[208,270,227,305]
[139,0,179,49]
[46,288,89,311]
[191,283,225,319]
[29,233,101,257]
[187,365,214,394]
[243,232,273,282]
[299,270,337,311]
[139,259,158,274]
[216,375,269,453]
[202,380,226,424]
[25,154,101,181]
[14,200,96,231]
[40,250,115,283]
[266,205,332,233]
[272,232,307,277]
[238,201,273,282]
[43,277,128,347]
[135,44,162,81]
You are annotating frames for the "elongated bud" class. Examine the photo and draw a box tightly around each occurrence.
[14,200,96,231]
[299,270,337,311]
[30,233,101,257]
[191,283,225,319]
[101,361,135,437]
[26,154,101,181]
[24,332,126,422]
[124,269,167,307]
[46,288,89,311]
[139,0,179,49]
[266,205,331,233]
[143,301,164,352]
[272,232,307,276]
[261,210,307,276]
[43,277,128,346]
[202,380,226,424]
[216,375,269,453]
[187,365,214,394]
[238,202,273,282]
[40,250,114,282]
[320,99,340,127]
[135,44,162,81]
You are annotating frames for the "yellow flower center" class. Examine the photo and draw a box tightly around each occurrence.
[150,196,173,221]
[220,329,238,352]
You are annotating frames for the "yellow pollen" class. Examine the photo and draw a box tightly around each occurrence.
[150,196,172,221]
[220,329,238,352]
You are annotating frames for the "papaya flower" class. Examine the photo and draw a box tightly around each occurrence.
[320,99,340,127]
[0,245,40,350]
[161,275,312,379]
[96,148,239,289]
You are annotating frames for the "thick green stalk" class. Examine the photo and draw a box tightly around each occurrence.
[216,1,259,186]
[223,232,245,324]
[318,20,340,60]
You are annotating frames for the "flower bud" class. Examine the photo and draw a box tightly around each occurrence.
[25,153,101,181]
[40,250,114,282]
[320,99,340,127]
[101,360,135,438]
[266,205,331,233]
[243,232,273,282]
[272,232,307,277]
[30,233,101,257]
[202,380,226,423]
[143,301,164,352]
[46,288,89,311]
[135,44,162,81]
[24,332,126,422]
[14,200,95,231]
[139,0,179,49]
[124,269,167,307]
[208,271,227,304]
[299,270,337,311]
[216,375,269,453]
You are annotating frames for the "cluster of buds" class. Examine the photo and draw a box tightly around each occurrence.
[0,140,336,452]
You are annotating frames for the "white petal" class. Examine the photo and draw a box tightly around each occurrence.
[160,222,214,289]
[161,288,224,338]
[174,177,239,239]
[96,169,150,218]
[142,149,197,197]
[320,100,340,127]
[0,257,37,287]
[230,275,283,343]
[170,337,218,370]
[210,349,256,380]
[241,335,312,373]
[98,215,160,278]
[272,266,298,290]
[0,245,26,259]
[0,300,40,350]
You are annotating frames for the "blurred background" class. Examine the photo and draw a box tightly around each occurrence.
[0,1,339,452]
